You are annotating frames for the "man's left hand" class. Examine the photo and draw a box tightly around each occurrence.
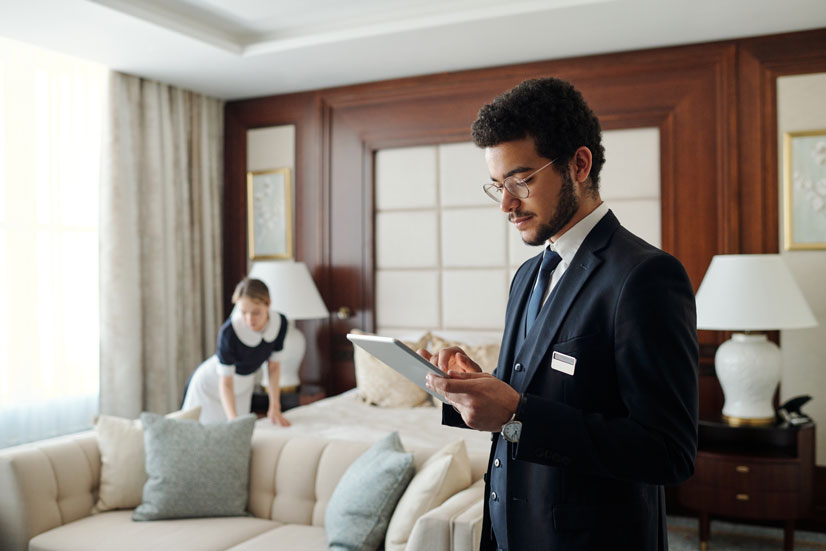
[426,371,520,432]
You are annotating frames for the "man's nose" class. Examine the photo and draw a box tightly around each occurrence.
[500,189,519,213]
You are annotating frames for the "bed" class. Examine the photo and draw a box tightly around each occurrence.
[256,330,499,463]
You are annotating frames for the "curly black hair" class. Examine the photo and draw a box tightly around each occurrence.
[471,77,606,192]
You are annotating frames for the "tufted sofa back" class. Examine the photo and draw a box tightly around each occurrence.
[0,427,487,550]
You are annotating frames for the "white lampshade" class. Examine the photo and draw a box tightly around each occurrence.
[696,254,816,331]
[695,254,817,426]
[246,260,328,391]
[248,260,328,320]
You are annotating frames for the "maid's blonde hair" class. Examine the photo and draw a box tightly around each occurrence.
[231,278,270,305]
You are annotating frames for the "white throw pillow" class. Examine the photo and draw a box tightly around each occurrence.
[92,406,201,513]
[351,329,433,408]
[384,439,472,551]
[429,334,500,374]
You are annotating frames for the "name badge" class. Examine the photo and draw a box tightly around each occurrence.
[551,351,576,376]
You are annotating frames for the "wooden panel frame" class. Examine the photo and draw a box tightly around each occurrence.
[316,40,739,394]
[737,27,826,532]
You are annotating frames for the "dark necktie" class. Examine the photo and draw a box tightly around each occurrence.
[526,248,562,332]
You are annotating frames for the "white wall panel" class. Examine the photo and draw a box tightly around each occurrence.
[374,133,663,338]
[375,146,438,209]
[609,200,662,249]
[441,208,507,267]
[439,142,490,207]
[599,128,660,200]
[508,223,545,267]
[442,270,507,330]
[376,270,440,329]
[248,125,295,172]
[376,211,439,268]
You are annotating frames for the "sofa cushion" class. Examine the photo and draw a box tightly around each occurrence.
[385,439,472,551]
[228,524,328,551]
[133,413,256,521]
[325,431,415,551]
[29,510,279,551]
[93,407,201,513]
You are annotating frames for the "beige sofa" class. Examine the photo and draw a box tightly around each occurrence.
[0,428,485,551]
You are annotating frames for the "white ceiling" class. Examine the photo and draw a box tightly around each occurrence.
[1,0,825,100]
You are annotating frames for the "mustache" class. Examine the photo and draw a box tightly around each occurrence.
[508,211,534,222]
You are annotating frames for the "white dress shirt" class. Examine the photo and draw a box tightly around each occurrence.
[538,201,609,306]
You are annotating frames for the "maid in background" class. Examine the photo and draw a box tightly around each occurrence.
[182,277,291,426]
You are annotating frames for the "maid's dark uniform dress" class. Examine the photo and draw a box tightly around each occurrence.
[183,310,288,422]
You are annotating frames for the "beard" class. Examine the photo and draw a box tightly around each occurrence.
[521,170,580,246]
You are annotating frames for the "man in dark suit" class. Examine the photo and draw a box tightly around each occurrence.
[423,77,698,550]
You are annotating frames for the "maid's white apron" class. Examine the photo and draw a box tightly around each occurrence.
[182,355,260,423]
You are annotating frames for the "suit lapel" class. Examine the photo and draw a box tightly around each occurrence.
[497,253,541,382]
[512,211,620,394]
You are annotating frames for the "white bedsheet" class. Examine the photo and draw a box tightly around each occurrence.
[255,389,491,463]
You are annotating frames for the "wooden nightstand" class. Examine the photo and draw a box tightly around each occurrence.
[676,419,815,550]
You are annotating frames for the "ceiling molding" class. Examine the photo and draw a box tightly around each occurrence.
[1,0,825,99]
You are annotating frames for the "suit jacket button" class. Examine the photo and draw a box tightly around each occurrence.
[494,458,501,467]
[491,491,498,502]
[514,363,523,372]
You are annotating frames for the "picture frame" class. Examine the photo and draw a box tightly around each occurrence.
[247,167,293,259]
[783,129,826,251]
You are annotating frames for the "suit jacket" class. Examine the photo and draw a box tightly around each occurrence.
[444,210,698,551]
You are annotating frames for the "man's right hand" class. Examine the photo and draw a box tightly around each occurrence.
[417,346,482,374]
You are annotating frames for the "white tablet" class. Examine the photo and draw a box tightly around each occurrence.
[346,334,447,403]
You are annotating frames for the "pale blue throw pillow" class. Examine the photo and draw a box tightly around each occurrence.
[325,431,415,551]
[132,412,256,521]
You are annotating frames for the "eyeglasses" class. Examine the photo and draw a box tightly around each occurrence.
[482,160,555,202]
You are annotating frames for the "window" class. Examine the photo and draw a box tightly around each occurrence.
[0,37,107,448]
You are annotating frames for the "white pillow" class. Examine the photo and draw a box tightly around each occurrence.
[428,333,500,374]
[92,406,201,513]
[384,439,472,551]
[351,329,433,407]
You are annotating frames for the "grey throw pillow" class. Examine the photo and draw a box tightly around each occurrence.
[132,412,256,521]
[325,431,415,551]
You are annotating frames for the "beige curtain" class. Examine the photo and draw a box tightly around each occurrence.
[99,72,224,417]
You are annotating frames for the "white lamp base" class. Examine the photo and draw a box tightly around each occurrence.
[261,319,303,390]
[715,333,780,426]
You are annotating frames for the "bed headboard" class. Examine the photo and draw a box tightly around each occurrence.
[372,130,661,340]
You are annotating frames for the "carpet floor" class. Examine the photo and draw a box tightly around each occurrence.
[668,516,826,550]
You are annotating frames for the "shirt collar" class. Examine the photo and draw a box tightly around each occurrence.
[230,309,282,347]
[549,201,609,265]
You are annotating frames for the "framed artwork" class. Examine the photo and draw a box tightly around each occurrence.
[247,168,293,259]
[784,129,826,250]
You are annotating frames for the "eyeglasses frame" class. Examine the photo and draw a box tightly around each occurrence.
[482,159,556,202]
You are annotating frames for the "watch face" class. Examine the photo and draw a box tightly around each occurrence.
[503,421,521,442]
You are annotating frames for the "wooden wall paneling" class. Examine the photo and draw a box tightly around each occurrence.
[224,32,824,400]
[737,26,826,531]
[737,28,826,255]
[222,104,247,316]
[223,91,330,389]
[310,41,740,393]
[326,105,371,394]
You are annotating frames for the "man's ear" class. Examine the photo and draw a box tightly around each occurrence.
[572,146,592,184]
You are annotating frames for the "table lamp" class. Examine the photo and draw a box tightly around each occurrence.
[695,254,817,426]
[248,260,329,390]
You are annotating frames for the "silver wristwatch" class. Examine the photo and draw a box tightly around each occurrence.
[500,412,522,443]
